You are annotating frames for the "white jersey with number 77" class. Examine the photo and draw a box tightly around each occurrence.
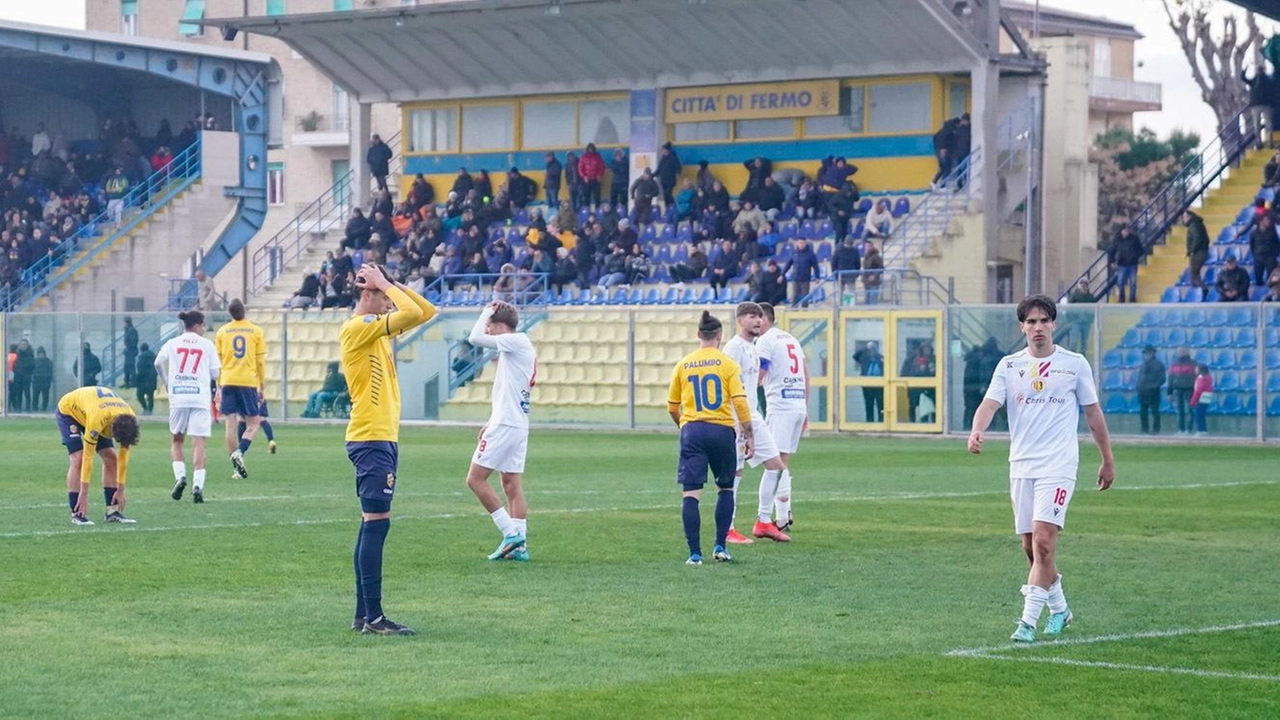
[758,327,807,413]
[156,332,221,410]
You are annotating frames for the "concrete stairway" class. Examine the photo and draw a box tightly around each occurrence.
[251,228,345,310]
[1137,148,1270,303]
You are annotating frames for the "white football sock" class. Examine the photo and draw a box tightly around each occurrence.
[172,461,186,481]
[757,469,781,522]
[730,475,740,528]
[774,469,792,521]
[1020,584,1050,627]
[514,517,527,536]
[490,507,518,536]
[1046,574,1068,614]
[193,469,206,491]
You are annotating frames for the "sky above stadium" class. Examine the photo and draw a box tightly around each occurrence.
[1,0,1278,146]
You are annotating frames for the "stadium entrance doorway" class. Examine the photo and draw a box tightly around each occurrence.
[839,310,944,432]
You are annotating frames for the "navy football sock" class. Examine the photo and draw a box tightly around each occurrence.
[68,492,78,512]
[103,487,116,507]
[681,496,701,556]
[261,420,275,442]
[353,523,366,620]
[237,437,252,454]
[360,518,390,622]
[714,489,734,548]
[236,421,246,441]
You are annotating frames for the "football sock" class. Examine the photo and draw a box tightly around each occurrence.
[353,523,366,620]
[360,518,390,623]
[67,491,78,512]
[172,461,186,481]
[1047,574,1068,613]
[237,421,246,440]
[193,469,206,491]
[513,517,527,537]
[730,475,741,528]
[774,469,792,521]
[103,487,117,508]
[714,489,734,548]
[681,496,701,556]
[237,438,252,455]
[757,469,781,522]
[1020,584,1050,627]
[261,421,275,442]
[490,507,518,536]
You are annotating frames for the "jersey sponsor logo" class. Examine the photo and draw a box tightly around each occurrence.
[781,388,806,399]
[171,385,202,395]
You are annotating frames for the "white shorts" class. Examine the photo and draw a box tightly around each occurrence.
[737,417,780,470]
[473,423,528,474]
[766,411,807,455]
[169,407,213,437]
[1009,477,1075,535]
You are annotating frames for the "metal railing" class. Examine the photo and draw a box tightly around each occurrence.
[447,309,548,396]
[423,272,552,308]
[250,131,400,297]
[1061,106,1254,303]
[799,269,959,307]
[1,138,202,311]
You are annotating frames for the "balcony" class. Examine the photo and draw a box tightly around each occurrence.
[291,113,350,148]
[1088,77,1162,113]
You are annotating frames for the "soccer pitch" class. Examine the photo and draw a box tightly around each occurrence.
[2,418,1278,718]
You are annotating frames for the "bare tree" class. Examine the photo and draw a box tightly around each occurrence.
[1162,0,1266,131]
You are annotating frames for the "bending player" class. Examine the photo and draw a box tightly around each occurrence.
[342,263,435,635]
[464,301,538,562]
[157,310,222,503]
[722,302,790,543]
[215,299,266,479]
[968,294,1115,642]
[756,303,809,531]
[667,311,752,565]
[55,386,141,525]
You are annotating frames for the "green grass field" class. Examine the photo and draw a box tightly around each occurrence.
[1,418,1278,718]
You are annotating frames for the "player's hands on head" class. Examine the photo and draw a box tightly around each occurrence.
[1097,460,1115,491]
[967,430,983,454]
[356,263,392,291]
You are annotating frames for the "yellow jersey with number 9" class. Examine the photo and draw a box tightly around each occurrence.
[667,347,749,428]
[215,319,267,388]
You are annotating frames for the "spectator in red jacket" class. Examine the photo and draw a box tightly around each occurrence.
[1190,364,1213,436]
[150,146,174,173]
[578,143,606,210]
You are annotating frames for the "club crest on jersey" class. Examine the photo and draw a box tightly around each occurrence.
[363,315,377,323]
[386,472,396,488]
[1032,379,1046,392]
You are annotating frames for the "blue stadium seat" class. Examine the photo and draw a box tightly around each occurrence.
[568,289,588,305]
[1175,268,1190,286]
[852,220,866,238]
[1228,307,1254,326]
[1260,187,1277,203]
[1160,287,1178,303]
[1217,393,1243,415]
[780,222,799,240]
[1102,370,1129,391]
[855,198,873,214]
[651,267,671,284]
[659,224,675,241]
[1211,349,1237,370]
[1165,327,1188,347]
[1188,327,1212,348]
[800,220,816,238]
[1234,328,1257,349]
[440,290,455,305]
[1268,374,1280,393]
[816,219,834,237]
[514,209,530,225]
[507,229,523,245]
[1184,309,1207,326]
[1216,371,1240,392]
[1238,350,1258,370]
[893,197,911,217]
[1267,328,1280,348]
[636,288,655,304]
[556,289,574,305]
[1142,328,1164,347]
[697,287,715,303]
[1104,394,1129,414]
[816,242,833,262]
[676,222,693,241]
[1207,308,1230,326]
[426,290,441,304]
[1209,328,1233,349]
[1122,349,1142,368]
[679,288,696,304]
[1137,310,1161,327]
[1118,329,1142,348]
[1203,288,1221,302]
[661,287,679,304]
[1240,371,1258,391]
[640,225,657,242]
[1269,395,1280,417]
[1235,206,1255,224]
[731,287,749,303]
[1251,286,1269,301]
[1192,348,1213,366]
[1267,348,1280,370]
[673,245,689,263]
[1181,287,1206,303]
[1102,350,1124,370]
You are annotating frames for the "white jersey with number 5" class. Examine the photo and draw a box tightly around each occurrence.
[983,346,1098,479]
[758,327,807,413]
[722,335,762,421]
[156,332,221,410]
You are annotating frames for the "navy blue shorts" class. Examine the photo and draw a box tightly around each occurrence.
[347,441,398,513]
[220,386,262,417]
[56,412,113,455]
[676,422,736,491]
[257,398,270,418]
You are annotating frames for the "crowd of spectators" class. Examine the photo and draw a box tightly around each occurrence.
[0,114,202,310]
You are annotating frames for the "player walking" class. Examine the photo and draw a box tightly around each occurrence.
[667,311,753,565]
[238,398,277,454]
[156,311,221,504]
[55,386,141,525]
[464,301,537,562]
[968,294,1115,642]
[755,303,809,531]
[215,299,266,479]
[341,263,435,635]
[721,302,790,543]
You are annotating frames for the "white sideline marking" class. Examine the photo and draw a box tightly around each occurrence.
[3,478,1275,513]
[959,653,1280,683]
[945,619,1280,658]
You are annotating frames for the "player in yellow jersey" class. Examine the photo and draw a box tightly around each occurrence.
[341,263,435,635]
[215,299,267,480]
[667,311,753,565]
[55,386,141,525]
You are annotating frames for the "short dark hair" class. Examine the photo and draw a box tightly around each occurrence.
[1015,294,1057,322]
[112,414,140,448]
[228,299,246,321]
[736,302,763,318]
[178,310,205,330]
[490,301,519,331]
[758,302,776,323]
[697,311,722,341]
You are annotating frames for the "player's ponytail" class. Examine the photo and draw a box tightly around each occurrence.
[697,311,722,341]
[178,310,205,330]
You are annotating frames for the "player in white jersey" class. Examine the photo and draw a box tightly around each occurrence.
[968,294,1115,643]
[464,301,538,562]
[721,302,792,544]
[155,310,222,504]
[755,302,809,531]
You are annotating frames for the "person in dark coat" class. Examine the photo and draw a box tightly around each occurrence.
[1136,345,1166,435]
[932,117,959,187]
[1215,254,1251,301]
[366,134,393,192]
[784,238,821,305]
[952,113,972,189]
[73,342,101,387]
[1249,213,1280,287]
[741,156,773,201]
[755,177,786,219]
[709,240,740,299]
[1107,226,1144,303]
[832,237,862,300]
[853,341,885,422]
[31,346,54,411]
[342,208,371,251]
[122,317,139,388]
[451,167,474,197]
[564,151,582,210]
[11,339,34,411]
[761,258,788,306]
[507,167,536,209]
[654,142,682,207]
[1182,211,1210,290]
[543,153,563,209]
[1166,348,1197,434]
[134,342,157,415]
[609,149,629,210]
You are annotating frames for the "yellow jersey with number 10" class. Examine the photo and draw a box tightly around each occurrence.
[215,319,267,388]
[667,346,749,428]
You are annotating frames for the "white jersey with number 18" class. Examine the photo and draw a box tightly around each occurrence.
[156,332,221,410]
[758,327,807,414]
